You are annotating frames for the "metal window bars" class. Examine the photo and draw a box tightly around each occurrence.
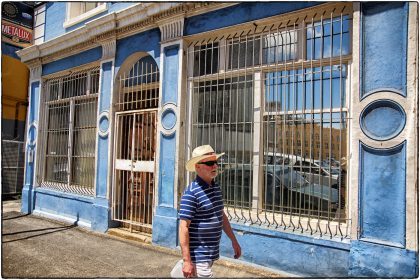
[186,4,352,240]
[37,67,99,196]
[1,140,25,195]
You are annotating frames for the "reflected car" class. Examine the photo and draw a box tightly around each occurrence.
[218,164,339,215]
[264,152,339,186]
[265,165,339,214]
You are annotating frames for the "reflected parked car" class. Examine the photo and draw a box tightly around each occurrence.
[265,165,339,214]
[264,152,339,186]
[218,164,339,215]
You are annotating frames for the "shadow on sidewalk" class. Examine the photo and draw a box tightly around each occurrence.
[2,224,76,244]
[2,213,29,221]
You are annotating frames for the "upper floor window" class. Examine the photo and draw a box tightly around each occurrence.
[64,2,107,28]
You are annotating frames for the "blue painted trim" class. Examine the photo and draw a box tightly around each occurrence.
[95,61,113,199]
[152,214,178,248]
[349,240,418,278]
[359,141,406,247]
[158,132,176,207]
[99,62,113,111]
[42,47,102,76]
[161,108,177,130]
[219,222,350,277]
[360,99,406,141]
[92,197,111,232]
[155,206,178,217]
[184,2,322,36]
[21,185,34,214]
[162,45,179,106]
[360,2,408,98]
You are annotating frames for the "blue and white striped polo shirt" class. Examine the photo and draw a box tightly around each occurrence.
[179,176,224,263]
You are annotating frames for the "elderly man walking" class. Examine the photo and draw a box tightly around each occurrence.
[178,145,241,278]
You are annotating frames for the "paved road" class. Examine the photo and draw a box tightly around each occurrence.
[1,200,288,278]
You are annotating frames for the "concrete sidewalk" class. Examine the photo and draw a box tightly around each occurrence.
[1,200,289,278]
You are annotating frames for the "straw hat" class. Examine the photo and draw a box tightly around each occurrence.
[185,145,225,172]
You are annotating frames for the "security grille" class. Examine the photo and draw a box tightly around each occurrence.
[1,140,25,195]
[186,3,351,239]
[112,56,159,232]
[37,67,99,195]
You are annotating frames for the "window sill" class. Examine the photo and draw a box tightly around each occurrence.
[63,4,107,29]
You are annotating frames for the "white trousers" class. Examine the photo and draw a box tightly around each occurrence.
[170,260,214,278]
[194,261,214,278]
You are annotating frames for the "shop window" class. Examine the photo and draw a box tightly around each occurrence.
[37,67,100,195]
[186,3,352,239]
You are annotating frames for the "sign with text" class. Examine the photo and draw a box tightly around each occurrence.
[2,2,34,48]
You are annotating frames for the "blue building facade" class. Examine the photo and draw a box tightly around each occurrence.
[18,2,418,277]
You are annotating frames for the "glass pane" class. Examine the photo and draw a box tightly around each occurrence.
[306,15,350,60]
[71,99,98,188]
[191,75,254,209]
[262,112,348,219]
[193,43,219,76]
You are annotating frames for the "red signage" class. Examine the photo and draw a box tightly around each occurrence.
[2,20,32,48]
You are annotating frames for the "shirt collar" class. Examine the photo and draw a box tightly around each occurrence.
[195,175,215,188]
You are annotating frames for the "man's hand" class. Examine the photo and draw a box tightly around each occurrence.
[182,260,195,278]
[232,239,242,259]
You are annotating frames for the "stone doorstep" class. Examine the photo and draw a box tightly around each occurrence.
[107,227,153,244]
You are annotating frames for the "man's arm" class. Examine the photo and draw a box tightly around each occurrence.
[222,212,242,259]
[179,219,195,278]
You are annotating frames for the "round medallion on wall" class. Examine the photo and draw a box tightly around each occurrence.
[360,99,406,141]
[98,111,110,138]
[161,108,177,131]
[27,121,38,146]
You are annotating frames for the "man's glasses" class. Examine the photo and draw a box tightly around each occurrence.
[197,160,218,167]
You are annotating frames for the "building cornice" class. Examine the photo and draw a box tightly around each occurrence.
[16,2,236,66]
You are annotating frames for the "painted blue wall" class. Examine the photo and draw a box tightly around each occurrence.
[95,61,113,199]
[220,223,350,277]
[162,45,179,105]
[158,133,176,207]
[42,47,102,76]
[21,81,40,214]
[44,2,136,41]
[349,240,418,278]
[361,2,408,97]
[34,188,94,226]
[185,2,322,36]
[44,2,66,42]
[115,28,161,73]
[359,143,406,247]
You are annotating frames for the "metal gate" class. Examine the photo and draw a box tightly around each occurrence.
[112,54,159,233]
[112,110,157,232]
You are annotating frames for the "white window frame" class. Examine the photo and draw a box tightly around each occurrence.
[63,2,107,29]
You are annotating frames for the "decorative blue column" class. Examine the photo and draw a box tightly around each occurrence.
[349,2,418,277]
[152,19,185,247]
[92,40,116,232]
[21,63,42,214]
